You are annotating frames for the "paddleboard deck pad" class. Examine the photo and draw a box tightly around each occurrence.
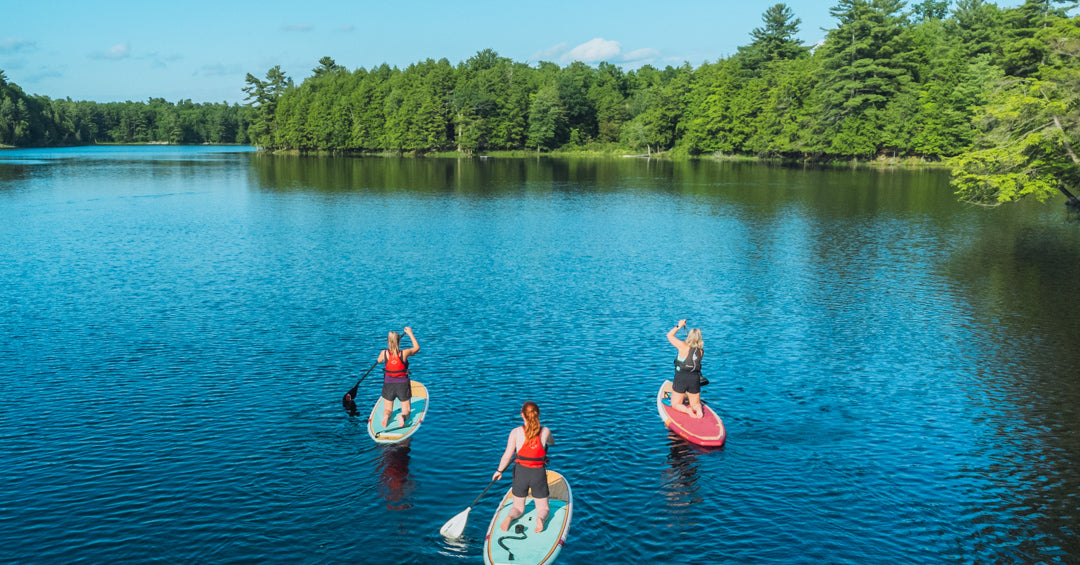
[656,379,726,447]
[483,470,572,565]
[367,381,428,444]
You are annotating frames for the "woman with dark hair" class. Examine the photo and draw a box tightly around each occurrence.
[667,318,705,419]
[377,326,419,428]
[492,401,555,533]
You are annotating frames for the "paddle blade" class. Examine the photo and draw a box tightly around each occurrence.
[439,507,471,539]
[342,388,359,416]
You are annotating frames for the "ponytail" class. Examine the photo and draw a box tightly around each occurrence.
[522,401,541,440]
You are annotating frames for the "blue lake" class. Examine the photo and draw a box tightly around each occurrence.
[1,146,1078,564]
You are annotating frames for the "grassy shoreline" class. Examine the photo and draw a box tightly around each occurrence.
[263,146,950,170]
[0,142,949,170]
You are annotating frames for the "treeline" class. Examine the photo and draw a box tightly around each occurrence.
[0,70,253,146]
[243,0,1080,164]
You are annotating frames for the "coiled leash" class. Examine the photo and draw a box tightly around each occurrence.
[497,524,528,561]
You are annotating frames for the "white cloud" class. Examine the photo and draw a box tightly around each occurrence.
[90,42,131,60]
[562,38,621,63]
[622,48,660,64]
[282,24,314,32]
[531,42,569,62]
[338,24,355,33]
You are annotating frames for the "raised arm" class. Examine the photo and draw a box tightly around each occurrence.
[667,319,688,349]
[401,326,420,358]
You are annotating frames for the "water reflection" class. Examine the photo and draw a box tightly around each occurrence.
[947,221,1080,560]
[376,441,415,511]
[662,436,707,512]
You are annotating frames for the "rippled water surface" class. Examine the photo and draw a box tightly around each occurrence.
[2,146,1079,564]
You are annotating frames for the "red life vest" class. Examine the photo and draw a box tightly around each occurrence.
[383,350,409,383]
[515,431,548,468]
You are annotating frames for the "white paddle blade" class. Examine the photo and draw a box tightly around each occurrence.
[439,507,471,539]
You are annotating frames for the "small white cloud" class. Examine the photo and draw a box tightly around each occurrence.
[622,48,660,63]
[562,38,621,63]
[282,24,314,32]
[531,42,569,62]
[338,24,355,32]
[90,42,131,60]
[0,38,36,53]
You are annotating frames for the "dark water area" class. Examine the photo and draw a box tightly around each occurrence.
[1,146,1078,564]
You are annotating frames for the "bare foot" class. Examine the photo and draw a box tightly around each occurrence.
[535,516,546,533]
[380,418,389,428]
[396,413,407,427]
[500,516,512,531]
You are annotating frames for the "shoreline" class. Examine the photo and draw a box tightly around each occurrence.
[0,142,950,170]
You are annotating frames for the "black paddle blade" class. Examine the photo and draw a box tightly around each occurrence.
[342,389,358,416]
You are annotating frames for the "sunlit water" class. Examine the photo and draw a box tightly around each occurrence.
[1,146,1078,564]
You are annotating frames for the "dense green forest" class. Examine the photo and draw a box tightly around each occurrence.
[0,69,252,146]
[2,0,1078,204]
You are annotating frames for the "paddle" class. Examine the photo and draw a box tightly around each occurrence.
[342,360,380,416]
[439,470,506,539]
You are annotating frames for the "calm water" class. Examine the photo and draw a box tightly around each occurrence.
[2,146,1079,564]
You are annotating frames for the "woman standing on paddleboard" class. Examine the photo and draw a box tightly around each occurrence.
[667,319,705,419]
[377,326,419,428]
[492,401,554,533]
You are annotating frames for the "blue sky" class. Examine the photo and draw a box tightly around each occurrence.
[0,0,1020,104]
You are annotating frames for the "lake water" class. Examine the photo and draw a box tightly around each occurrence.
[1,146,1079,564]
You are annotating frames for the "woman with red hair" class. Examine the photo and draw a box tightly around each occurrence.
[492,401,555,533]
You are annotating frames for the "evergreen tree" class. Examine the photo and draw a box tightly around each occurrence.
[243,65,291,148]
[812,0,915,157]
[737,4,810,72]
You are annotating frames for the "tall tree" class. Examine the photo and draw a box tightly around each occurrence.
[243,65,290,148]
[737,4,810,72]
[811,0,915,157]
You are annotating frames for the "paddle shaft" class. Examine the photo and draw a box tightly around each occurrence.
[348,360,380,396]
[467,465,510,508]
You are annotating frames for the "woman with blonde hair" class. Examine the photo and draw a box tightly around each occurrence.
[492,401,554,533]
[667,319,705,419]
[377,326,420,428]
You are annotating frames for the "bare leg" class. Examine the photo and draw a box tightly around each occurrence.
[397,398,411,427]
[500,496,526,531]
[687,392,704,419]
[534,497,550,532]
[381,398,393,427]
[670,392,692,415]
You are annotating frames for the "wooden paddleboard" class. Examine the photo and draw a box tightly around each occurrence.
[483,470,572,565]
[656,379,726,447]
[367,381,428,444]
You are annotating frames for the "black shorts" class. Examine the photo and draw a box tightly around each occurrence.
[381,380,411,402]
[511,464,549,498]
[673,372,701,395]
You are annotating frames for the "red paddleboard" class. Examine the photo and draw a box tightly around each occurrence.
[656,380,726,447]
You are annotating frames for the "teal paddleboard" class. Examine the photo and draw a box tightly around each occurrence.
[367,381,428,444]
[483,470,572,565]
